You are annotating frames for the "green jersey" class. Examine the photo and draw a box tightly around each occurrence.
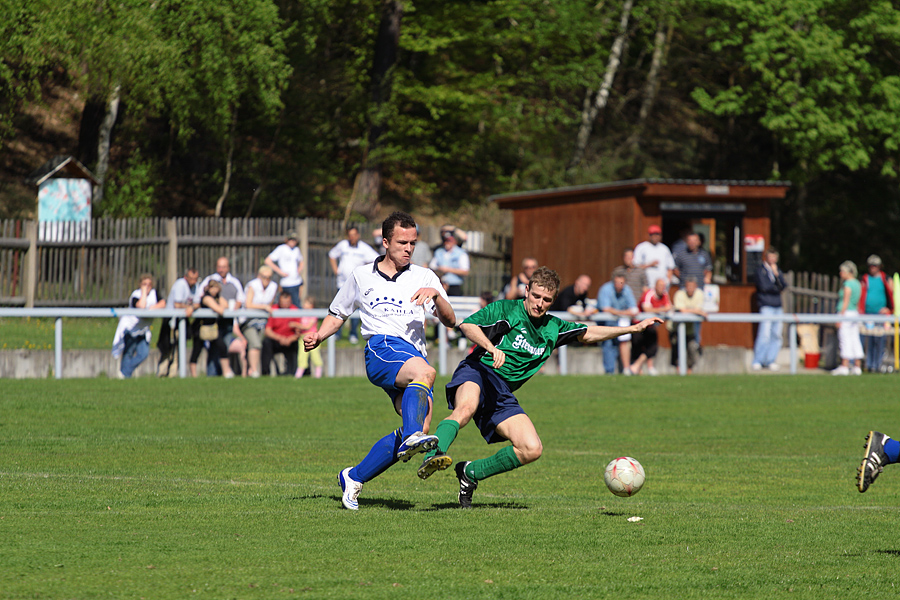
[464,299,588,391]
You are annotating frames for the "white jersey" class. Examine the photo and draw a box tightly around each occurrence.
[328,257,448,356]
[633,240,675,289]
[194,273,245,305]
[267,243,304,287]
[328,239,380,288]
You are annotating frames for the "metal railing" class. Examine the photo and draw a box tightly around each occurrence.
[1,307,897,378]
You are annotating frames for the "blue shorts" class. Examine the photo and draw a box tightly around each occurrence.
[364,335,429,401]
[446,359,525,444]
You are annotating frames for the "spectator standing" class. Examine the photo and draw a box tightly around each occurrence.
[751,248,787,372]
[264,231,304,308]
[430,226,470,296]
[262,291,302,376]
[859,254,894,373]
[597,267,638,374]
[621,248,649,299]
[194,257,245,307]
[157,268,198,377]
[504,257,538,300]
[328,225,380,343]
[549,275,597,318]
[669,277,706,374]
[833,261,864,375]
[113,273,167,378]
[410,226,433,268]
[673,232,713,288]
[630,277,672,375]
[633,225,675,289]
[296,297,324,378]
[372,227,386,256]
[242,266,279,378]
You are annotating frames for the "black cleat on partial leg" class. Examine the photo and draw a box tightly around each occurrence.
[858,431,889,493]
[455,461,478,508]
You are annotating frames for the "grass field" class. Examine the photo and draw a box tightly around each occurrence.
[2,375,899,598]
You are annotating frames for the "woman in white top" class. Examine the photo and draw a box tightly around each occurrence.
[242,266,279,378]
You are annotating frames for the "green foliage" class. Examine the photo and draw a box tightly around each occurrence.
[2,375,900,597]
[101,150,157,218]
[691,0,900,181]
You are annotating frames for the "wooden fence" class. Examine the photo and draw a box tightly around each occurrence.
[0,217,512,307]
[783,270,841,314]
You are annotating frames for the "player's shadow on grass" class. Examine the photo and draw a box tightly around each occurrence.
[876,550,900,556]
[599,510,629,517]
[328,495,416,510]
[424,501,529,511]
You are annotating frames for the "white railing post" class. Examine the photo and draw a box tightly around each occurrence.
[789,322,798,375]
[326,335,336,377]
[54,317,63,379]
[178,318,188,378]
[678,321,687,376]
[558,344,568,375]
[438,324,448,376]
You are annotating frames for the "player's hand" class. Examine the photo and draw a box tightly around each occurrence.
[634,317,664,332]
[304,332,321,351]
[489,346,506,370]
[410,287,440,305]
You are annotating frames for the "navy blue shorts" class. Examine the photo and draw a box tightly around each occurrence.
[446,359,525,444]
[365,335,429,401]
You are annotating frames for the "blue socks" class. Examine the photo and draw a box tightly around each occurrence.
[401,381,432,439]
[885,437,900,464]
[350,428,402,483]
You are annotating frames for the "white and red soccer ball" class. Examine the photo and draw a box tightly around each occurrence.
[604,456,646,497]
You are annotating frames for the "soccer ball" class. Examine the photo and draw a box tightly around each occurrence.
[604,456,645,497]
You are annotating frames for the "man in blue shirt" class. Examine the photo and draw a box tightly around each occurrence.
[597,267,638,374]
[430,227,470,296]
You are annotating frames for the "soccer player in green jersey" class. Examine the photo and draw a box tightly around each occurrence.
[418,266,662,507]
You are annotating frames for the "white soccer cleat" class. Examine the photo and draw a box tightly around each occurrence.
[396,431,439,462]
[338,467,363,510]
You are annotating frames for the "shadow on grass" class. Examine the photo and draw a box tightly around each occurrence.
[422,501,529,511]
[875,550,900,556]
[599,510,629,517]
[327,495,416,510]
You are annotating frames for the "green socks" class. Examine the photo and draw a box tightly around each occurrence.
[425,419,460,459]
[466,445,522,481]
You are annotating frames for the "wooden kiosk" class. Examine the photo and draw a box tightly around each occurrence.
[491,179,791,347]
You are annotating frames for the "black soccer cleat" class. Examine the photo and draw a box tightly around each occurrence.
[455,461,478,508]
[858,431,889,493]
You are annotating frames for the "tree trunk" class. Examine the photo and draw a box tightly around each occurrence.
[567,0,634,174]
[348,0,402,221]
[626,16,672,151]
[214,112,238,218]
[93,84,121,207]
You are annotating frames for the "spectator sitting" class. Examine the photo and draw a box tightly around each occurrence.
[430,225,470,296]
[188,279,236,378]
[241,265,279,378]
[262,291,302,376]
[549,274,597,319]
[505,257,538,300]
[668,276,706,374]
[112,272,167,379]
[630,277,672,375]
[597,267,638,375]
[296,297,324,378]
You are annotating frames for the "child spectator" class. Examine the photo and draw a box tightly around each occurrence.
[296,297,324,378]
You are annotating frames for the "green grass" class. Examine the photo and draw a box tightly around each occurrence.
[2,375,899,598]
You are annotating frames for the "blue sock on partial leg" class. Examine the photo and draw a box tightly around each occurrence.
[884,436,900,463]
[349,429,402,482]
[401,381,432,439]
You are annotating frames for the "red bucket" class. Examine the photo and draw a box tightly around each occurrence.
[804,353,820,369]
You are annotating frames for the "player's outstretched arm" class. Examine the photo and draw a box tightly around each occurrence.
[459,323,505,369]
[579,317,664,344]
[304,314,344,351]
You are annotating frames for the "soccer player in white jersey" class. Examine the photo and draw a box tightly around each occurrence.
[304,211,457,510]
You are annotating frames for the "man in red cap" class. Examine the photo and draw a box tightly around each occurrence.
[633,224,675,290]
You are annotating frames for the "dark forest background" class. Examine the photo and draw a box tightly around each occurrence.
[1,0,899,273]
